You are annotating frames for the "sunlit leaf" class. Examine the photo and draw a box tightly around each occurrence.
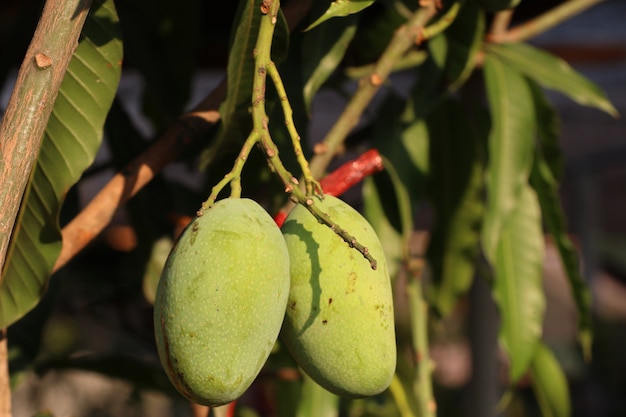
[202,0,289,168]
[302,17,357,113]
[481,52,535,260]
[529,82,592,359]
[493,185,546,383]
[440,1,484,91]
[372,94,429,211]
[362,177,404,280]
[486,42,618,117]
[530,343,571,417]
[0,0,122,329]
[305,0,375,31]
[426,99,485,315]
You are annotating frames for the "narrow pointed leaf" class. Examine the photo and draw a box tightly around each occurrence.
[203,0,289,167]
[486,42,618,117]
[216,0,264,146]
[302,18,357,112]
[305,0,375,32]
[493,185,546,383]
[530,343,571,417]
[441,1,484,91]
[0,0,122,328]
[481,53,535,260]
[426,99,485,315]
[529,81,592,358]
[407,1,483,120]
[362,177,404,280]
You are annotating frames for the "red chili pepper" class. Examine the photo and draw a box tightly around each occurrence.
[273,149,383,227]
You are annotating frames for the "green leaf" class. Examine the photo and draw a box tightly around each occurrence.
[481,52,535,260]
[305,0,375,32]
[407,1,483,120]
[529,81,592,359]
[296,373,339,417]
[426,99,485,315]
[530,343,571,417]
[202,0,289,168]
[0,0,122,329]
[371,94,430,209]
[115,0,203,129]
[486,42,618,117]
[219,0,263,140]
[492,185,546,383]
[362,177,404,280]
[302,17,357,113]
[439,1,484,91]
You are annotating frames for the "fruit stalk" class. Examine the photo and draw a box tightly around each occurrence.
[249,0,378,269]
[199,130,260,213]
[266,61,322,197]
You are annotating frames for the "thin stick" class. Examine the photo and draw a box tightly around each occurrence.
[488,9,514,40]
[54,83,225,272]
[0,1,93,415]
[0,0,92,277]
[491,0,607,43]
[308,3,438,179]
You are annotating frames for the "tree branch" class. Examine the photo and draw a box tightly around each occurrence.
[307,3,438,179]
[490,0,607,43]
[0,1,93,414]
[53,83,225,272]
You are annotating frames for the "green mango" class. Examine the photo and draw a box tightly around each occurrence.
[154,198,290,406]
[281,195,396,397]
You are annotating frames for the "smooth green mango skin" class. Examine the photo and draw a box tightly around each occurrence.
[281,195,396,397]
[154,198,290,406]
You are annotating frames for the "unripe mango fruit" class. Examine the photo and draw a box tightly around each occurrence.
[281,195,396,397]
[154,198,290,406]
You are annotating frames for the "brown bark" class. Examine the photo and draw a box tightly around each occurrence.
[53,83,225,272]
[0,1,94,415]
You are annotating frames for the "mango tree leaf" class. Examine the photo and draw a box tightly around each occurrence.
[528,81,593,358]
[362,177,404,280]
[493,185,546,383]
[202,0,289,168]
[439,0,484,92]
[218,0,263,143]
[305,0,375,32]
[302,16,357,113]
[0,0,122,329]
[371,94,429,208]
[407,1,483,121]
[530,343,571,417]
[485,42,618,117]
[481,52,535,260]
[426,99,485,315]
